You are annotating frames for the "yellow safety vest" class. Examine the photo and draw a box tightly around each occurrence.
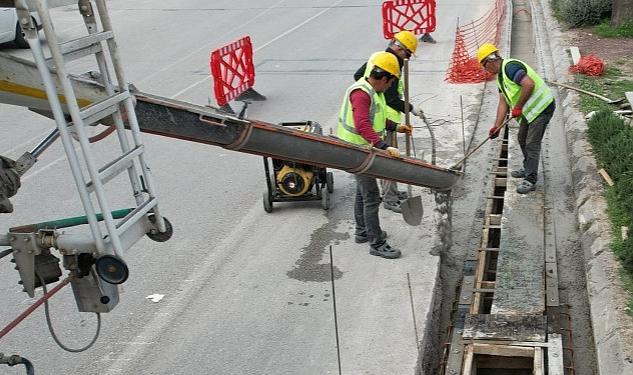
[497,58,555,124]
[337,78,387,146]
[363,51,403,123]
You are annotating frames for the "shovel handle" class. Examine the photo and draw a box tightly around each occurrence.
[451,116,513,169]
[403,59,413,197]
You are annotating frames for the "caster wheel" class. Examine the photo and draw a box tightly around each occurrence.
[263,191,273,213]
[146,215,173,242]
[95,255,129,284]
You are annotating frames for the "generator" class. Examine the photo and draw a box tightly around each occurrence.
[262,121,333,212]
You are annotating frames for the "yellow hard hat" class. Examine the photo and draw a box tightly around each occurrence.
[394,30,418,55]
[477,43,499,64]
[372,51,401,78]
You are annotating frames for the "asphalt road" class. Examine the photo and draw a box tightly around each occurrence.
[0,1,492,374]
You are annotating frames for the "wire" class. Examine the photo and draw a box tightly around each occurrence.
[36,272,101,352]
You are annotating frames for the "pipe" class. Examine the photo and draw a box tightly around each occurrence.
[133,92,462,191]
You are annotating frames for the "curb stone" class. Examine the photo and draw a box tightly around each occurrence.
[535,0,633,373]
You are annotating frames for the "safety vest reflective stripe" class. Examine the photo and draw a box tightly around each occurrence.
[498,58,554,123]
[337,79,387,146]
[364,51,402,123]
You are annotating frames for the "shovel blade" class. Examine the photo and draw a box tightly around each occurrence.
[401,196,423,226]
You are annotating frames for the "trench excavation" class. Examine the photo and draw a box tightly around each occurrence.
[421,0,599,374]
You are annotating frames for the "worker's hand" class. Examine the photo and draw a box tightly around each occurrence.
[511,106,523,118]
[488,126,500,139]
[411,106,425,118]
[386,147,401,157]
[396,123,412,134]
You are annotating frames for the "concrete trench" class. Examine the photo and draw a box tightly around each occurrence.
[419,0,602,373]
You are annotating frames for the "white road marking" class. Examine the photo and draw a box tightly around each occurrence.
[170,0,345,99]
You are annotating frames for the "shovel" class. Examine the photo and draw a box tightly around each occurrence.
[400,59,423,226]
[546,80,625,104]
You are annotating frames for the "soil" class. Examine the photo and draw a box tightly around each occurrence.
[566,27,633,74]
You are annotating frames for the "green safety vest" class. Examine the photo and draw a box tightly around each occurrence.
[337,78,387,146]
[497,58,555,124]
[363,51,403,123]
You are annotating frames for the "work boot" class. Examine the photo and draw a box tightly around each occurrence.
[355,230,387,244]
[420,33,436,44]
[397,191,408,200]
[510,168,526,178]
[383,201,402,213]
[369,241,401,259]
[516,180,536,194]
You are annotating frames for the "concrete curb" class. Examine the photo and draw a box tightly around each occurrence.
[535,0,633,373]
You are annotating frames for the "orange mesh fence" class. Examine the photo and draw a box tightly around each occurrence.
[210,36,255,106]
[445,0,506,84]
[382,0,436,39]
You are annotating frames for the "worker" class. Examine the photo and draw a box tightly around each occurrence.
[0,155,20,213]
[338,51,412,259]
[353,30,424,213]
[477,43,555,194]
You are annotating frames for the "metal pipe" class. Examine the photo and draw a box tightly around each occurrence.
[133,93,463,191]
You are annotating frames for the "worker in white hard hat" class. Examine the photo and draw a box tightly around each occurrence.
[477,43,556,194]
[338,51,412,259]
[353,30,424,213]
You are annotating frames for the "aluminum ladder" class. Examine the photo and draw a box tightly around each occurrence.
[14,0,169,272]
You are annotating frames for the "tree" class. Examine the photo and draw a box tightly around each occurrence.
[611,0,633,25]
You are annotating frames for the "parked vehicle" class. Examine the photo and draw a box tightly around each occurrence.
[0,7,40,48]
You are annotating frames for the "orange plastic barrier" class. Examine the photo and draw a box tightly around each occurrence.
[381,0,436,39]
[445,0,506,84]
[210,36,255,106]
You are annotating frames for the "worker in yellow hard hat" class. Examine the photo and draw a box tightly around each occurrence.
[337,51,412,259]
[353,30,423,213]
[477,42,556,194]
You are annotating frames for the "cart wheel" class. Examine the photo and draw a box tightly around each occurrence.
[321,188,330,210]
[263,191,273,213]
[326,172,334,194]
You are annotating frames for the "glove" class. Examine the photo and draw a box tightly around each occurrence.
[396,123,412,134]
[411,106,424,118]
[511,106,523,118]
[488,126,500,139]
[386,147,401,157]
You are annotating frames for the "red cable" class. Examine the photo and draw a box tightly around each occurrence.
[0,276,72,340]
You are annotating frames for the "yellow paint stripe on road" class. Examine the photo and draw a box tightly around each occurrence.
[0,79,92,107]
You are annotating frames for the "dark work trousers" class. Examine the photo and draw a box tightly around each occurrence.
[517,102,555,184]
[354,174,384,245]
[380,130,400,204]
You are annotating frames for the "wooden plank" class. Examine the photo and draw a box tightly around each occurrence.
[598,168,614,186]
[547,334,565,375]
[463,314,547,342]
[462,344,474,375]
[533,347,544,375]
[569,46,581,65]
[472,343,535,357]
[465,339,550,347]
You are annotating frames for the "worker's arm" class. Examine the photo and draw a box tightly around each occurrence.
[353,63,367,82]
[350,89,389,149]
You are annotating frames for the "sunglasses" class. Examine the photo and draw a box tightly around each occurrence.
[393,40,413,57]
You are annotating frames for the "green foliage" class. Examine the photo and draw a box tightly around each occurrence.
[558,0,612,27]
[588,111,633,274]
[596,20,633,37]
[575,66,633,114]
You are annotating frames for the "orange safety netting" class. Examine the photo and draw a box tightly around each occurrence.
[381,0,436,39]
[445,0,506,84]
[569,55,605,76]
